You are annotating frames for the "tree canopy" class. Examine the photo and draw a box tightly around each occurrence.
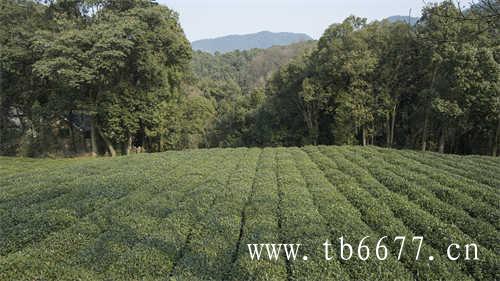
[1,0,498,157]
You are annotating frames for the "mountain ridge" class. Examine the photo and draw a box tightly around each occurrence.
[385,15,420,25]
[191,15,420,54]
[191,31,313,54]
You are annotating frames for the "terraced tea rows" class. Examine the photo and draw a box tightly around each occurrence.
[0,146,498,280]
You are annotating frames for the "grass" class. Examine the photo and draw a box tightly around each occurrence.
[0,146,498,280]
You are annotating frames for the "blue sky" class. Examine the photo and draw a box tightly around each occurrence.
[158,0,444,41]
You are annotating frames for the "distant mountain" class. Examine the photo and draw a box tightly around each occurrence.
[191,31,313,54]
[386,15,420,25]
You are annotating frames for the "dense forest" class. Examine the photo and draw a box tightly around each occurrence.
[1,0,499,157]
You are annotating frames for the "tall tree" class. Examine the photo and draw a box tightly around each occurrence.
[32,0,191,156]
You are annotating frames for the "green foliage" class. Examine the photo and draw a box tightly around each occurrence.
[301,146,472,280]
[1,146,498,280]
[1,0,498,157]
[254,2,499,155]
[145,94,216,150]
[1,0,192,156]
[319,146,499,280]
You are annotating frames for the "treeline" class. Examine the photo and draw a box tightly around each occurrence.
[1,0,499,157]
[190,42,316,147]
[253,2,499,156]
[0,0,215,156]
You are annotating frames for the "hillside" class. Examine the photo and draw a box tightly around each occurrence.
[386,15,420,25]
[0,146,498,280]
[189,41,317,147]
[192,41,316,90]
[191,31,313,54]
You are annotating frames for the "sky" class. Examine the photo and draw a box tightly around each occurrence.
[158,0,444,42]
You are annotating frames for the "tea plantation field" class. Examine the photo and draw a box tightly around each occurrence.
[0,146,498,280]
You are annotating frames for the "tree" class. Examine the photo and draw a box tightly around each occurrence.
[31,0,191,156]
[313,16,378,145]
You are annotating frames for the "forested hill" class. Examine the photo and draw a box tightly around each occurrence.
[386,15,420,25]
[192,17,417,54]
[189,41,316,147]
[191,41,316,90]
[1,1,498,158]
[191,31,313,54]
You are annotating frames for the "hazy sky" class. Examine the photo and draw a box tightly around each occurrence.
[158,0,443,41]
